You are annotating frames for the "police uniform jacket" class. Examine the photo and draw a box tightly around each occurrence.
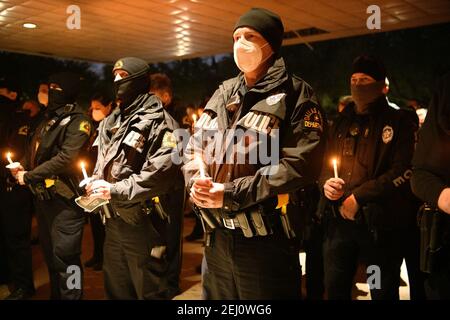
[183,57,326,217]
[93,93,182,225]
[23,104,92,187]
[320,97,417,228]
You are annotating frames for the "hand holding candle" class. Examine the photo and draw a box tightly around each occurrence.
[5,151,21,170]
[79,161,93,188]
[323,157,345,201]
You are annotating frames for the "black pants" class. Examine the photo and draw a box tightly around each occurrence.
[324,218,403,300]
[0,186,34,292]
[399,226,426,300]
[304,222,325,300]
[164,201,184,298]
[103,214,170,300]
[425,247,450,299]
[88,214,104,263]
[34,196,84,300]
[203,228,302,300]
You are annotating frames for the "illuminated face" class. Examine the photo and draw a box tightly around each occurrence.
[114,69,129,82]
[350,73,376,85]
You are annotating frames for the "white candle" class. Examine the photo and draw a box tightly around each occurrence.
[80,162,88,180]
[332,158,338,179]
[192,114,198,127]
[6,152,13,164]
[196,156,205,178]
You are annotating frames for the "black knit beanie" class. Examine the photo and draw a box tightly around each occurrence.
[234,8,284,55]
[352,55,386,81]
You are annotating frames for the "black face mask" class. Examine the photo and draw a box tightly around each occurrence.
[351,81,385,114]
[48,88,69,112]
[114,73,149,108]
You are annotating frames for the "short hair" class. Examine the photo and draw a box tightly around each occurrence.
[91,91,113,106]
[149,73,173,96]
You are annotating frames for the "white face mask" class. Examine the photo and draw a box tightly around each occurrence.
[233,37,271,73]
[92,108,110,122]
[38,92,48,107]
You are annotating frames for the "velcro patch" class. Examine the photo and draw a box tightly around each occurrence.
[123,131,145,153]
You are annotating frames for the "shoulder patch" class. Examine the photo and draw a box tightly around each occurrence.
[79,121,91,136]
[162,131,177,149]
[303,107,323,131]
[18,125,29,136]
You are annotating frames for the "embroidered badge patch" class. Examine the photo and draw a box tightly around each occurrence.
[79,121,91,136]
[18,125,28,136]
[382,125,394,144]
[162,131,177,149]
[303,107,323,131]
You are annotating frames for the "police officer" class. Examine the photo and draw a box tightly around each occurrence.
[320,55,417,300]
[1,100,40,300]
[85,57,183,300]
[11,72,92,300]
[411,72,450,299]
[149,73,185,298]
[184,8,326,299]
[0,78,20,288]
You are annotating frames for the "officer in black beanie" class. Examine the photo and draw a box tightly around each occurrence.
[318,55,420,299]
[85,57,183,299]
[183,8,326,299]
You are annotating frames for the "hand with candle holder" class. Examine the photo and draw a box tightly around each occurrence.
[74,161,110,212]
[5,152,24,177]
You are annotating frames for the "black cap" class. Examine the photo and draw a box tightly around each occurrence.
[0,77,20,94]
[48,72,81,101]
[234,8,284,55]
[113,57,149,78]
[352,55,386,81]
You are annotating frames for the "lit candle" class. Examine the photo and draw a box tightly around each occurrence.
[332,158,338,179]
[192,114,198,127]
[196,156,205,178]
[6,152,13,164]
[80,161,88,180]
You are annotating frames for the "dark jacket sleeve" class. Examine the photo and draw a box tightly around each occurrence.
[222,94,327,212]
[352,113,416,205]
[110,121,181,204]
[24,115,91,183]
[411,169,446,207]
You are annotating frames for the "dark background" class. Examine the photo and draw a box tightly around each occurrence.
[1,22,449,114]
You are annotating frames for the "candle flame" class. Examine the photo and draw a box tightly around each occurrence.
[6,152,13,164]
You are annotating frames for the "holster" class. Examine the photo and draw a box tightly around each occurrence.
[29,182,53,201]
[418,204,449,273]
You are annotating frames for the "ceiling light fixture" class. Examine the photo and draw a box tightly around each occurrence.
[23,22,37,29]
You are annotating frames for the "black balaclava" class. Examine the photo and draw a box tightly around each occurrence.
[350,55,387,114]
[234,8,284,57]
[112,57,150,108]
[47,72,81,112]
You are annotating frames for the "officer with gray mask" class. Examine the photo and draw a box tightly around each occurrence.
[319,55,419,300]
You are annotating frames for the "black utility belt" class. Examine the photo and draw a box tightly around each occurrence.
[201,207,289,239]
